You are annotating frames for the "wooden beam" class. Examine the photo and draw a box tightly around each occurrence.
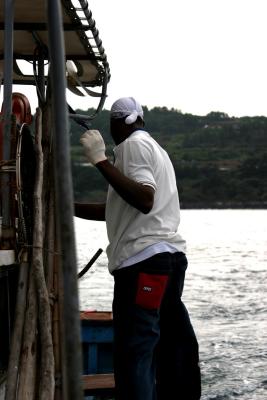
[82,374,115,390]
[80,311,113,321]
[0,22,89,31]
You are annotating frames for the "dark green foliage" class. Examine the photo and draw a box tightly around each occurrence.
[72,107,267,208]
[72,162,108,203]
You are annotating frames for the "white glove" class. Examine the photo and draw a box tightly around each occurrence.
[80,130,107,165]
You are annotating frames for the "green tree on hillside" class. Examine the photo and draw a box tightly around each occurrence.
[71,107,267,208]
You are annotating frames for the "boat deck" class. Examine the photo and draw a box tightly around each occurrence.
[80,311,115,397]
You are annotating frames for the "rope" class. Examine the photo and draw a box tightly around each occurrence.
[77,248,103,279]
[0,159,16,167]
[63,0,110,119]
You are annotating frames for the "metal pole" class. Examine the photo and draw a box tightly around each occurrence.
[1,0,14,230]
[46,1,83,399]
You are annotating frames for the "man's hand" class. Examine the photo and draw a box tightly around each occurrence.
[80,130,107,165]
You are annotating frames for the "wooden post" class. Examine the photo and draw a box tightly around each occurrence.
[4,250,29,400]
[32,107,55,400]
[16,268,37,400]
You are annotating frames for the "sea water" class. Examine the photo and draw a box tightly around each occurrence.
[75,209,267,400]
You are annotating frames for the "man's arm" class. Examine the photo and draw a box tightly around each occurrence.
[74,203,106,221]
[79,129,154,214]
[96,160,154,214]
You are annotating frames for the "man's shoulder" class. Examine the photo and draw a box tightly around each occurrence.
[125,131,162,155]
[128,129,150,140]
[128,130,160,148]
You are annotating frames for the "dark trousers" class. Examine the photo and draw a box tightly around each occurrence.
[112,252,201,400]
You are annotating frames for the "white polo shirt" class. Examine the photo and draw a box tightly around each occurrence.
[105,130,186,273]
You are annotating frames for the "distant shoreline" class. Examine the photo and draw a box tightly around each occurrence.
[180,202,267,209]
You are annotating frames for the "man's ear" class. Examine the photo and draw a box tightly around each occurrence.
[138,116,145,127]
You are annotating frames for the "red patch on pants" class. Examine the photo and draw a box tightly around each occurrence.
[135,273,168,310]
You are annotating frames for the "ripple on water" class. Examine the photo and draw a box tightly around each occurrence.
[75,210,267,400]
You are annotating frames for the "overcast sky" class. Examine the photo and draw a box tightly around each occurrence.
[7,0,267,117]
[78,0,267,117]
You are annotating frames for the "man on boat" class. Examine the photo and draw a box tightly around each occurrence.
[75,97,201,400]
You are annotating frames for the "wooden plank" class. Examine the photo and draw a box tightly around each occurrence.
[83,373,115,390]
[80,311,113,321]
